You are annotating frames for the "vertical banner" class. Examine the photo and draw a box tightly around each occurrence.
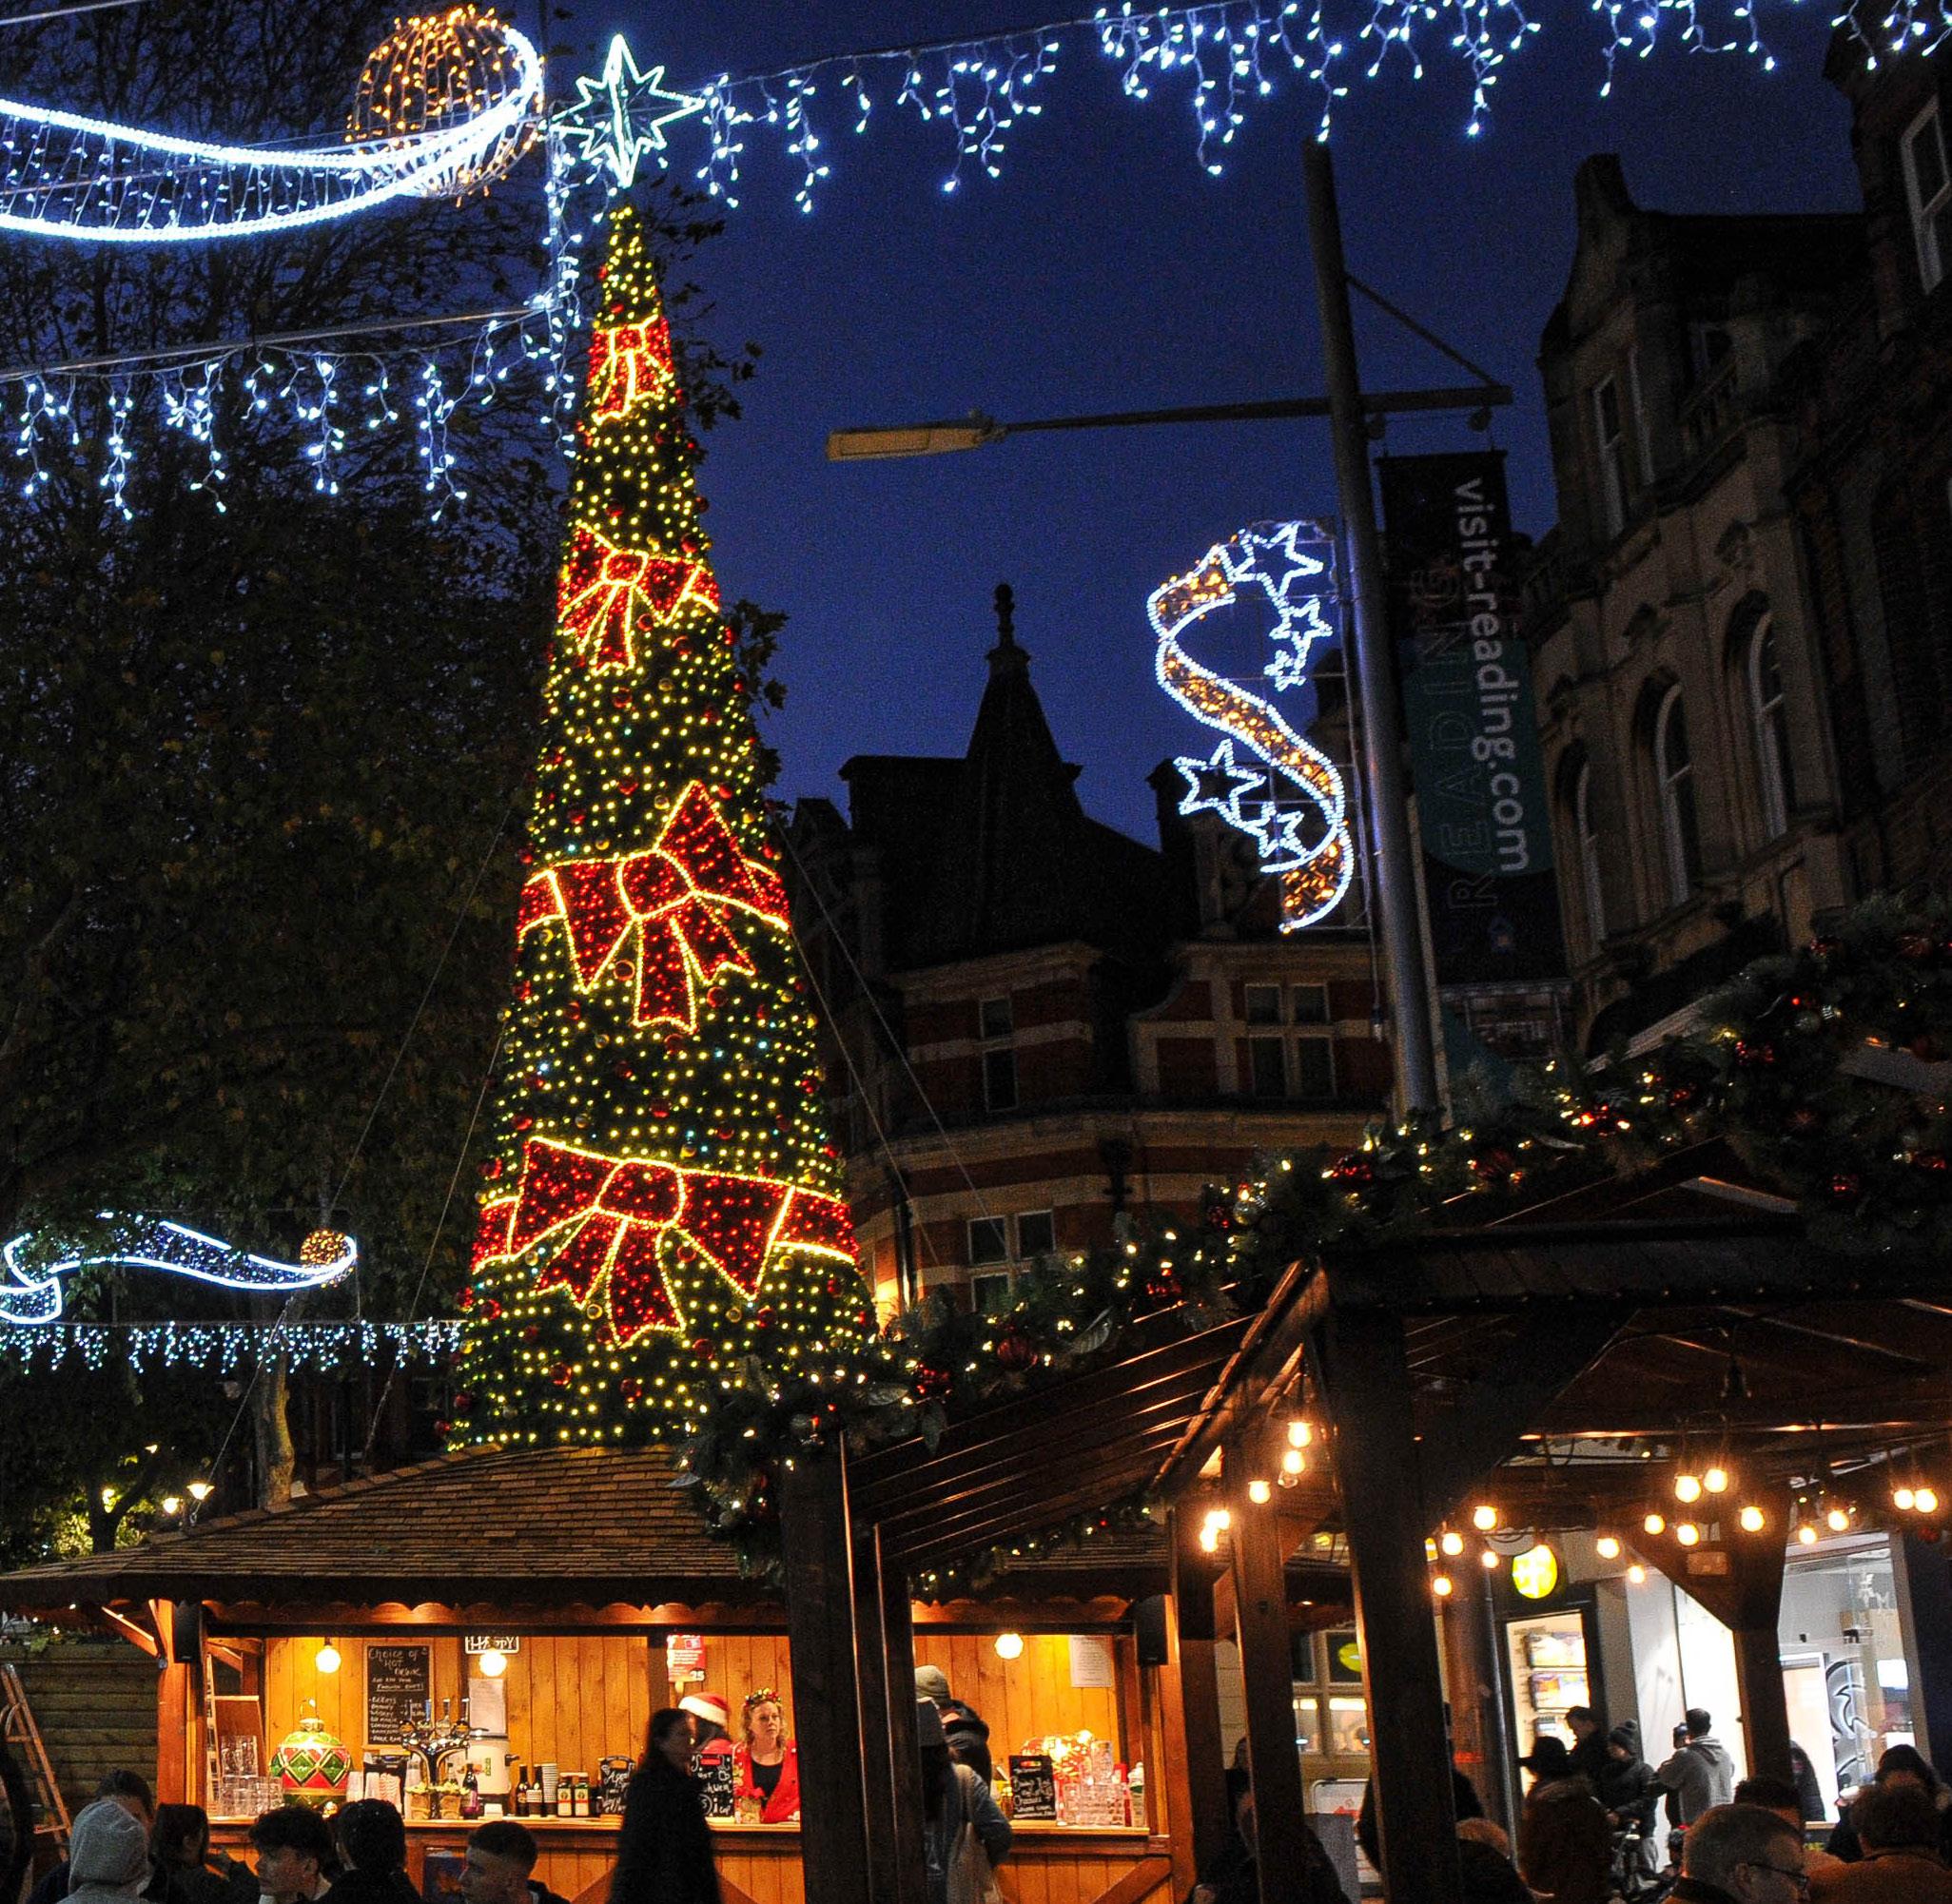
[1380,452,1566,986]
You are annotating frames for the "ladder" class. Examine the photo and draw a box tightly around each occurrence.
[0,1661,71,1855]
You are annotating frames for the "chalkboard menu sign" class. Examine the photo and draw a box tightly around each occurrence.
[693,1747,737,1819]
[597,1758,634,1817]
[365,1644,431,1745]
[1008,1755,1057,1821]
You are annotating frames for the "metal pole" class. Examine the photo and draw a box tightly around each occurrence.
[1301,140,1440,1115]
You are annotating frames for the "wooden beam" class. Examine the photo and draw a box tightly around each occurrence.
[1419,1308,1628,1525]
[851,1513,898,1904]
[1535,1373,1952,1436]
[1312,1308,1463,1904]
[100,1605,160,1658]
[1166,1507,1231,1883]
[781,1444,872,1904]
[1226,1443,1315,1904]
[1732,1624,1792,1782]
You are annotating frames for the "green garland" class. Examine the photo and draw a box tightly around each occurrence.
[675,893,1952,1576]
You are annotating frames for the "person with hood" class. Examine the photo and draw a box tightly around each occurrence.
[324,1804,417,1904]
[918,1700,1010,1904]
[1599,1721,1661,1877]
[1658,1710,1737,1828]
[1517,1736,1612,1904]
[1825,1743,1952,1864]
[28,1774,154,1904]
[64,1802,151,1904]
[609,1710,718,1904]
[914,1668,992,1787]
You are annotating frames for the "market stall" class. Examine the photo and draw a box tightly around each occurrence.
[0,1446,1176,1904]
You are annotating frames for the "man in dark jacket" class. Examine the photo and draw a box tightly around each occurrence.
[609,1712,718,1904]
[1567,1709,1610,1788]
[913,1668,992,1786]
[458,1823,567,1904]
[328,1802,420,1904]
[1668,1802,1806,1903]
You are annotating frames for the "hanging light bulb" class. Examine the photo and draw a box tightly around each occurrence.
[1440,1530,1465,1557]
[1248,1479,1272,1506]
[315,1640,342,1675]
[1894,1486,1917,1512]
[1281,1447,1306,1478]
[1433,1574,1454,1598]
[1826,1506,1851,1533]
[1480,1548,1500,1569]
[477,1647,509,1679]
[1674,1473,1703,1504]
[1704,1466,1729,1495]
[1472,1504,1498,1531]
[1917,1486,1940,1515]
[1675,1523,1701,1547]
[994,1632,1025,1661]
[1627,1564,1648,1584]
[187,1480,213,1502]
[1738,1505,1766,1533]
[1287,1421,1313,1448]
[1595,1535,1621,1561]
[1644,1512,1667,1536]
[1797,1523,1819,1546]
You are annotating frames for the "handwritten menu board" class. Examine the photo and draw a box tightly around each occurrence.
[1008,1755,1057,1821]
[695,1749,737,1819]
[598,1758,634,1817]
[366,1643,431,1745]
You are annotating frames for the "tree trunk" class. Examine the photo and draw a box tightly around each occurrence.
[254,1353,294,1508]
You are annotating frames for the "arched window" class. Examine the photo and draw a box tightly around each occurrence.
[1574,761,1606,946]
[1654,685,1702,907]
[1747,616,1793,841]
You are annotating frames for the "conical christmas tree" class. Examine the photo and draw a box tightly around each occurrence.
[456,202,870,1447]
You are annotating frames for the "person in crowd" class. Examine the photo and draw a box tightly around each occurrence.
[1354,1756,1484,1869]
[324,1803,417,1904]
[1734,1778,1843,1884]
[676,1699,732,1764]
[914,1668,992,1787]
[1454,1818,1531,1904]
[1788,1745,1826,1824]
[1658,1710,1737,1827]
[246,1809,335,1904]
[29,1774,155,1904]
[1811,1782,1952,1902]
[147,1806,252,1904]
[918,1700,1010,1904]
[2,1737,32,1904]
[609,1709,717,1904]
[732,1691,799,1825]
[1187,1779,1344,1904]
[1600,1720,1660,1848]
[1669,1803,1807,1904]
[1517,1735,1612,1904]
[459,1824,566,1904]
[64,1802,151,1904]
[1825,1743,1952,1864]
[1567,1707,1610,1786]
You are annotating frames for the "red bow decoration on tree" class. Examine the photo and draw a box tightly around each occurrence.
[517,783,788,1032]
[587,318,674,421]
[473,1136,854,1341]
[557,524,720,671]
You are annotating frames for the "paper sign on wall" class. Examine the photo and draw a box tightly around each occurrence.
[1067,1635,1113,1689]
[467,1676,507,1734]
[665,1633,706,1682]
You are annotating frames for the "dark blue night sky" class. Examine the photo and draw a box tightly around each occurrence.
[566,2,1857,842]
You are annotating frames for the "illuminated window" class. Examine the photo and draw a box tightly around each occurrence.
[1016,1210,1056,1258]
[979,995,1013,1040]
[1244,983,1283,1025]
[1574,762,1606,946]
[967,1217,1008,1266]
[983,1046,1018,1112]
[1592,377,1628,537]
[1748,616,1793,841]
[1903,101,1952,293]
[1654,685,1702,907]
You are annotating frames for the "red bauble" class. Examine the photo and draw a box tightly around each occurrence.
[478,1298,502,1322]
[457,1285,477,1311]
[521,1323,542,1344]
[452,1390,476,1413]
[995,1327,1038,1372]
[912,1361,953,1401]
[549,1363,573,1388]
[1144,1270,1184,1305]
[1919,1152,1951,1172]
[619,1376,644,1403]
[1328,1154,1375,1185]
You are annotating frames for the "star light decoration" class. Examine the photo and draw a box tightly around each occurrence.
[563,34,706,190]
[1152,520,1356,931]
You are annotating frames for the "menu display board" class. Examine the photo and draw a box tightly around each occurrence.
[366,1643,432,1745]
[696,1749,737,1819]
[598,1758,634,1817]
[1008,1755,1058,1821]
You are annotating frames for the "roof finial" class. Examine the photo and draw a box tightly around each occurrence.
[993,581,1016,650]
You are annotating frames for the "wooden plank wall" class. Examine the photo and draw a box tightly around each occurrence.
[911,1635,1124,1763]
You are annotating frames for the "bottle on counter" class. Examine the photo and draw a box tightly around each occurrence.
[556,1777,572,1818]
[1127,1764,1146,1832]
[459,1768,484,1821]
[573,1776,591,1818]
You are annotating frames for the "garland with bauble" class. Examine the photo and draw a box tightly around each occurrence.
[677,894,1952,1576]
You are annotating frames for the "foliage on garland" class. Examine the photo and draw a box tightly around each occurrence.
[675,894,1952,1579]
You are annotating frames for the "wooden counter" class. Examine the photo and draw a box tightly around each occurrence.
[212,1817,1171,1904]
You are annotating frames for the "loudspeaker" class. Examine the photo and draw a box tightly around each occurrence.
[166,1600,202,1667]
[1134,1594,1170,1667]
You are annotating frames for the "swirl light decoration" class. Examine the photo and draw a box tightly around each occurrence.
[0,7,541,243]
[1150,520,1356,931]
[0,1217,359,1325]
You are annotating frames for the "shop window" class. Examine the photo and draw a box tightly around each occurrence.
[1653,684,1702,906]
[983,1045,1018,1112]
[971,1272,1013,1315]
[1244,983,1283,1025]
[1292,1695,1321,1756]
[1592,376,1629,537]
[1247,1037,1287,1098]
[967,1216,1008,1266]
[1903,100,1952,293]
[1748,616,1794,840]
[1292,1039,1335,1103]
[1325,1697,1371,1755]
[1290,984,1330,1026]
[1016,1209,1056,1258]
[979,994,1013,1039]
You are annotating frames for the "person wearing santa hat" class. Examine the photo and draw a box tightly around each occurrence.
[677,1696,732,1757]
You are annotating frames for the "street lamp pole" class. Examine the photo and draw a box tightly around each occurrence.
[1301,140,1440,1115]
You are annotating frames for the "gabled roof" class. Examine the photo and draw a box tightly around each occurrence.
[0,1445,766,1614]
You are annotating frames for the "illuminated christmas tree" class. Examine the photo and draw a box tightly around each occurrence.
[456,201,869,1447]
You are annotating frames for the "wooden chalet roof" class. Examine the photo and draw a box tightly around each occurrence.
[0,1445,768,1616]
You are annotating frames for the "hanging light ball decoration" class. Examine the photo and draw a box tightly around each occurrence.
[347,8,541,199]
[269,1701,353,1811]
[300,1228,353,1269]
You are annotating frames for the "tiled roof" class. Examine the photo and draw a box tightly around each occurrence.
[0,1446,768,1613]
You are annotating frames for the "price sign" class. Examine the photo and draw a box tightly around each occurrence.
[665,1633,706,1682]
[1009,1755,1058,1821]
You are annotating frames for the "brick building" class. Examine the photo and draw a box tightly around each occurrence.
[785,593,1388,1316]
